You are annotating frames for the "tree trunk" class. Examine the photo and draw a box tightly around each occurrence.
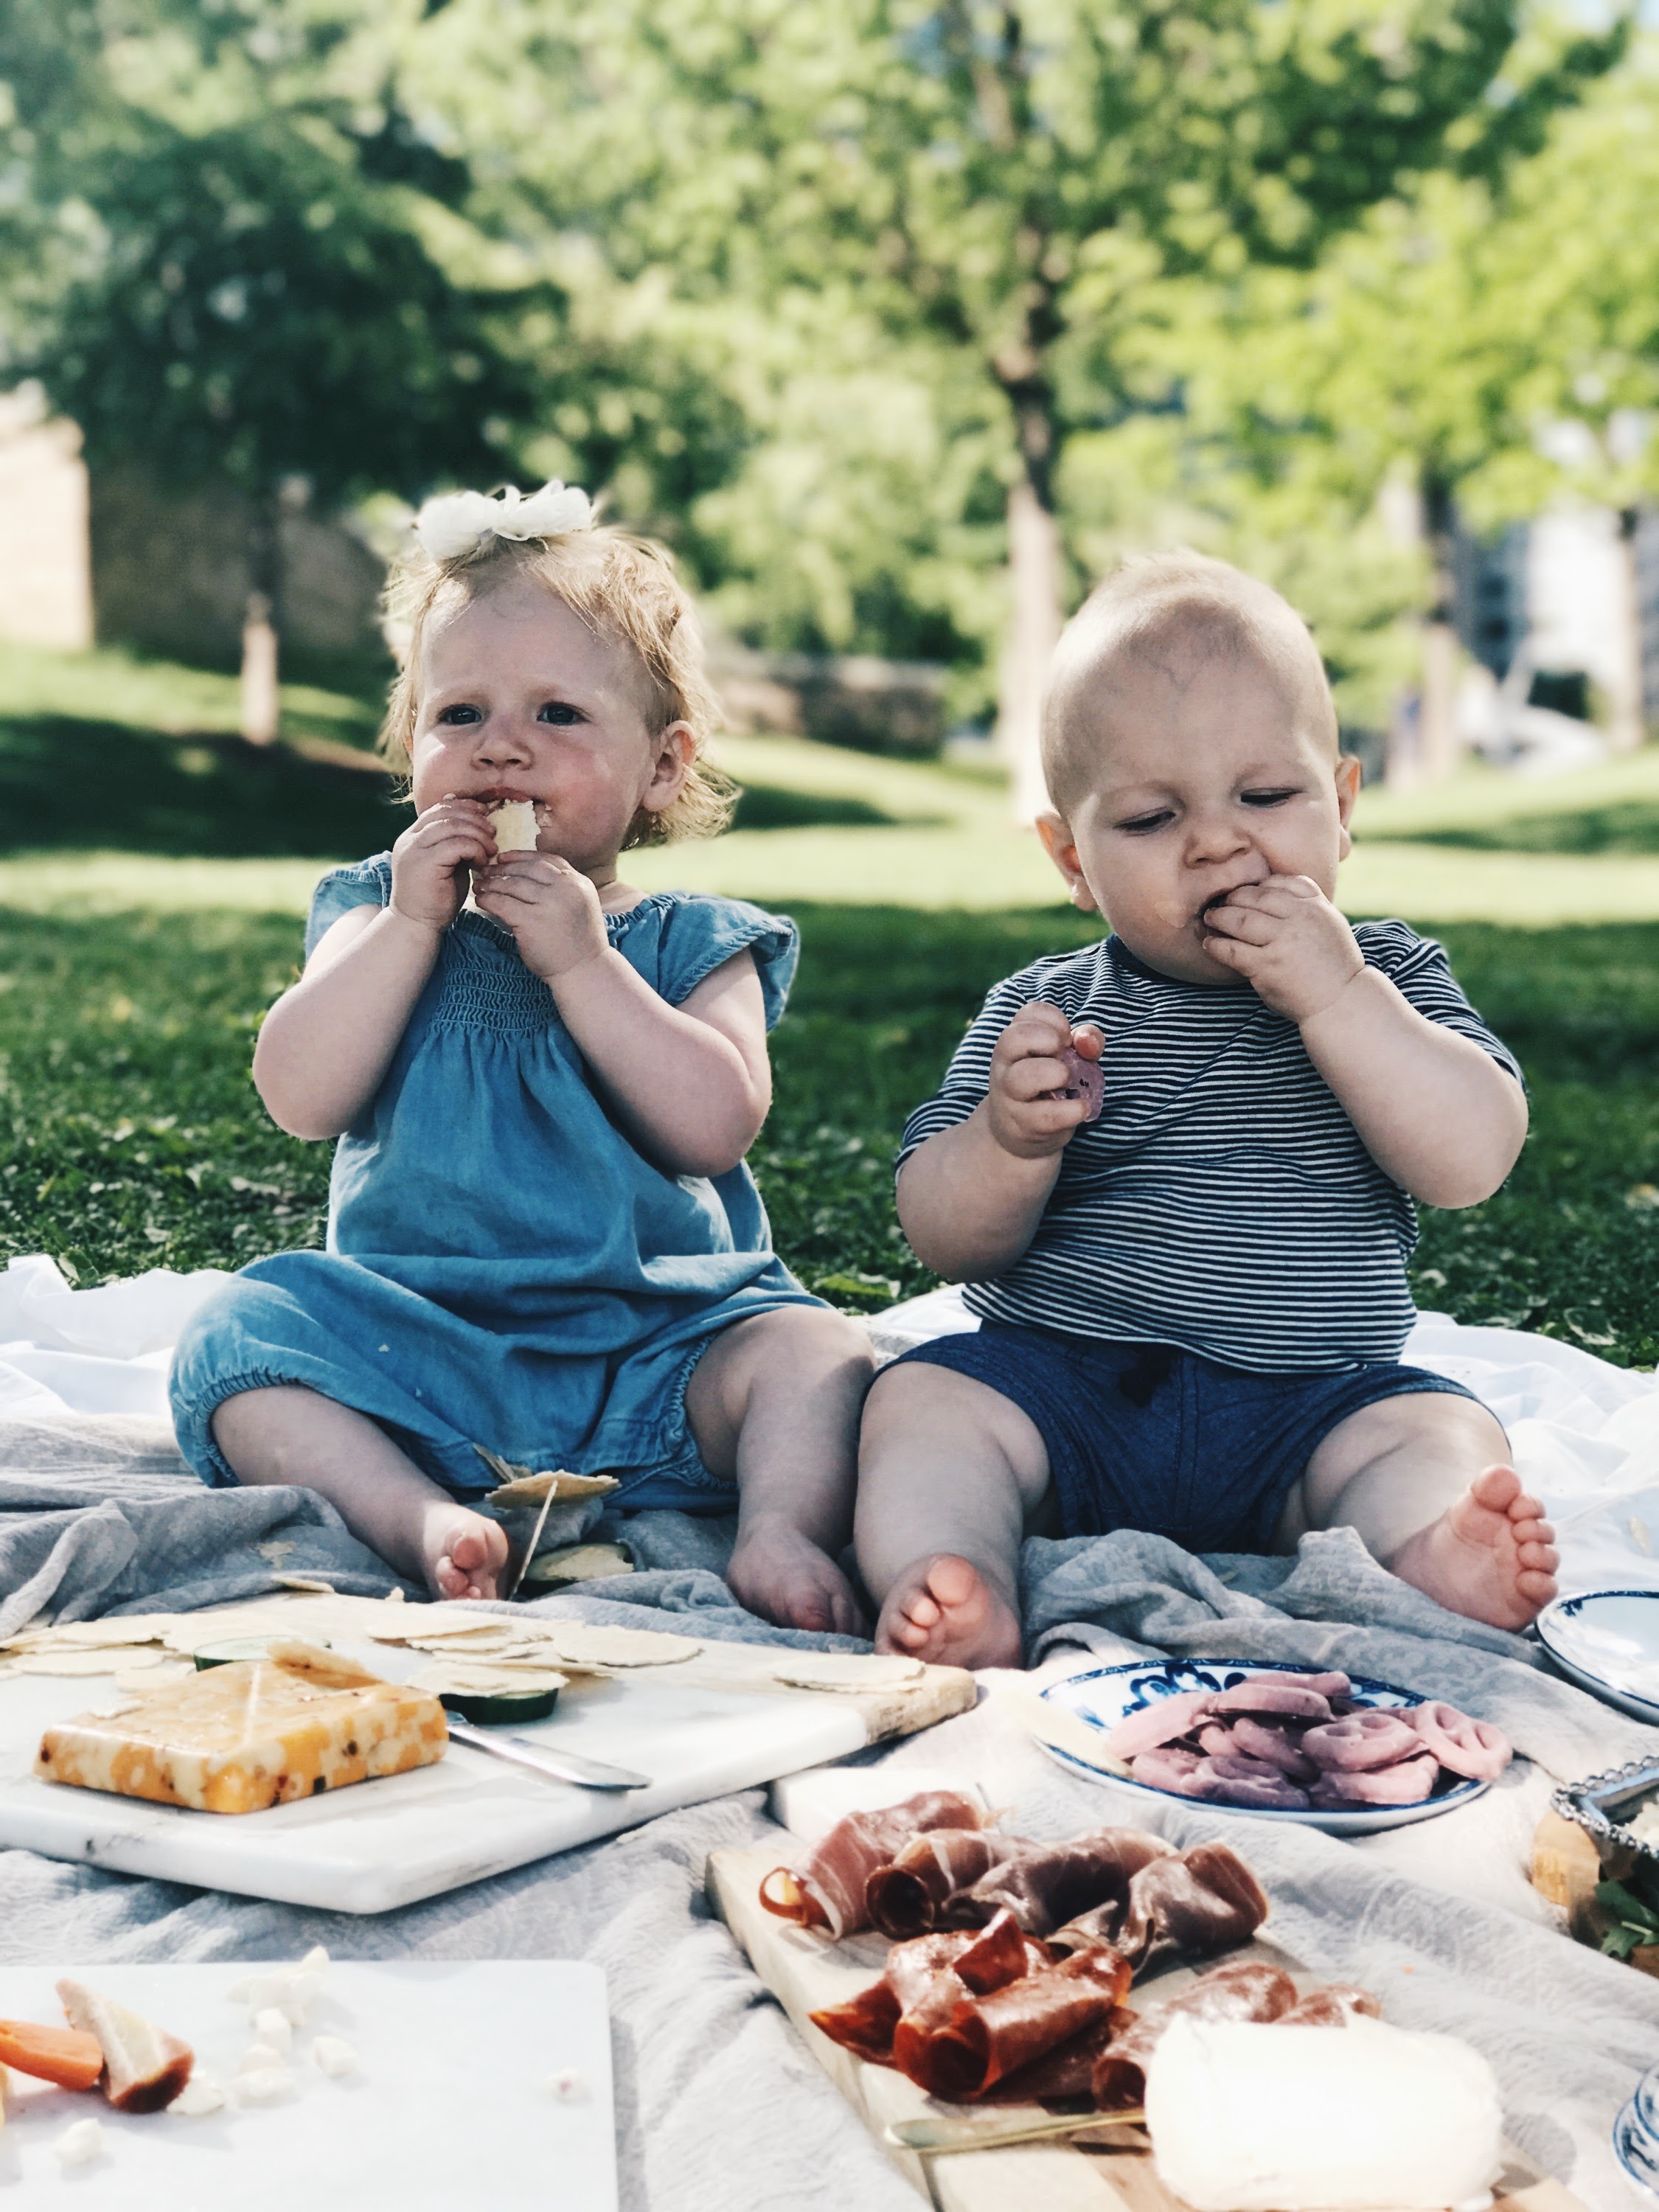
[1418,472,1462,783]
[240,492,282,748]
[997,476,1063,822]
[1608,507,1646,754]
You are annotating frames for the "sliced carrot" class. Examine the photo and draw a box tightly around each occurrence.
[0,2017,103,2091]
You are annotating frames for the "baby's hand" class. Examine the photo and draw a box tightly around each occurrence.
[1202,875,1364,1023]
[389,797,495,935]
[984,1002,1105,1160]
[471,849,609,983]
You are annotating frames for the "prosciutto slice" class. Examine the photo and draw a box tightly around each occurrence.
[1117,1840,1270,1969]
[952,1828,1177,1936]
[759,1790,987,1938]
[866,1829,1018,1938]
[1091,1959,1299,2109]
[904,1947,1133,2102]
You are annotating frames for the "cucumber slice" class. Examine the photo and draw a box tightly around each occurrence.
[438,1684,561,1725]
[193,1635,333,1670]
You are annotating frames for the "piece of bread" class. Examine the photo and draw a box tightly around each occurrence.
[488,799,539,852]
[56,1980,194,2114]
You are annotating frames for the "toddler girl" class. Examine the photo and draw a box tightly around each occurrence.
[170,482,872,1632]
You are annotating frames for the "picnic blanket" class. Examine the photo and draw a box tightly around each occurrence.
[0,1254,1656,2211]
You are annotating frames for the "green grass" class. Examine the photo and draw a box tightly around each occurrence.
[5,636,1659,1363]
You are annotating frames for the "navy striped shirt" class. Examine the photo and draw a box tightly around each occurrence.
[896,921,1521,1373]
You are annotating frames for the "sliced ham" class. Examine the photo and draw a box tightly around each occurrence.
[759,1790,987,1938]
[906,1947,1133,2102]
[953,1827,1176,1936]
[866,1829,1015,1938]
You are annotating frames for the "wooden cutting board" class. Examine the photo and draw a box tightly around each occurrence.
[707,1844,1589,2212]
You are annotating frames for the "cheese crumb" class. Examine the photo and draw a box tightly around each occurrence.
[54,2118,105,2166]
[170,2074,227,2117]
[234,2065,294,2104]
[311,2037,358,2078]
[253,2006,293,2052]
[548,2068,588,2102]
[238,2041,285,2076]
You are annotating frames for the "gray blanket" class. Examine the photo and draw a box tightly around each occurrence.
[0,1421,1654,2212]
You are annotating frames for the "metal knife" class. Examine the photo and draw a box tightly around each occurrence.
[445,1719,650,1791]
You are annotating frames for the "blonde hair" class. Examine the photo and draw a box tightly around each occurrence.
[1042,551,1338,815]
[379,525,734,846]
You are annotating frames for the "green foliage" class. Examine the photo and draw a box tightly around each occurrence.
[1597,1871,1659,1959]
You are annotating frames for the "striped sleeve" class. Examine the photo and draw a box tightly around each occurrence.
[1358,922,1523,1084]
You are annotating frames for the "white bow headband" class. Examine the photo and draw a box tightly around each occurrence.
[413,479,595,563]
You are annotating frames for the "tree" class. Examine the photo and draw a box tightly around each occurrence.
[21,5,541,740]
[437,0,1625,809]
[1181,38,1659,773]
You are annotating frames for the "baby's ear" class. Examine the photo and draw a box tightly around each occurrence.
[1036,812,1098,912]
[1333,754,1363,858]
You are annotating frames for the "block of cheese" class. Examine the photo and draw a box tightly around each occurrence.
[34,1640,447,1815]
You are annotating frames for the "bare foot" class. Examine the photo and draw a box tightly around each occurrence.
[874,1554,1022,1670]
[1385,1464,1559,1631]
[727,1517,865,1635]
[421,1503,512,1601]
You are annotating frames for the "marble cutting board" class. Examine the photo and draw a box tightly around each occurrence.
[0,1959,615,2210]
[0,1638,975,1915]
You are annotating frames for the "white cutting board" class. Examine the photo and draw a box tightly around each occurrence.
[0,1961,614,2211]
[0,1645,875,1915]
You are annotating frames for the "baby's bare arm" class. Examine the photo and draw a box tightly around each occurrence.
[254,905,446,1139]
[1299,970,1526,1206]
[898,1002,1099,1278]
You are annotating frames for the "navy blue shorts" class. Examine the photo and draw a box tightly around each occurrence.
[886,1323,1484,1554]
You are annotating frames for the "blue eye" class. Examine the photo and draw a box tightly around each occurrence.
[537,702,582,725]
[435,704,480,726]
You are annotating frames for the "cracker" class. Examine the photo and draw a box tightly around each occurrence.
[487,1472,621,1510]
[15,1650,125,1676]
[524,1543,634,1587]
[535,1623,701,1669]
[770,1655,925,1694]
[115,1662,193,1693]
[37,1617,176,1649]
[409,1661,568,1697]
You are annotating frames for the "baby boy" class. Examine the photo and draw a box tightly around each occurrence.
[857,552,1559,1669]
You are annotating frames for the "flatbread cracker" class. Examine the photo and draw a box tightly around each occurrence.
[15,1650,125,1676]
[34,1617,175,1649]
[524,1543,634,1587]
[487,1472,621,1510]
[770,1654,925,1693]
[410,1660,568,1697]
[535,1624,701,1669]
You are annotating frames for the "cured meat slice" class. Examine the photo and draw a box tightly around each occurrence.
[1117,1841,1270,1969]
[978,2006,1132,2106]
[1301,1711,1421,1771]
[1091,1959,1298,2110]
[812,1915,1042,2069]
[1279,1983,1382,2026]
[954,1828,1177,1935]
[1211,1681,1333,1722]
[1130,1746,1219,1798]
[1230,1717,1318,1781]
[866,1829,1015,1938]
[1055,1045,1105,1121]
[905,1947,1132,2102]
[759,1790,987,1938]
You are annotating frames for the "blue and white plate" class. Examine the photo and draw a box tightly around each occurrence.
[1037,1657,1492,1837]
[1537,1590,1659,1725]
[1615,2066,1659,2207]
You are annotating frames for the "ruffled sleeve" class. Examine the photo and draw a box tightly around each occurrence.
[645,895,799,1030]
[305,855,392,960]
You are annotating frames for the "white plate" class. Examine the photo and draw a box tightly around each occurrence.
[0,1959,615,2211]
[1037,1658,1491,1837]
[1537,1590,1659,1724]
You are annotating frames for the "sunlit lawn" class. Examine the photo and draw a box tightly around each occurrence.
[4,639,1659,1362]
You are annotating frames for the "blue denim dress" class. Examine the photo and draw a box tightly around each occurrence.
[169,858,822,1509]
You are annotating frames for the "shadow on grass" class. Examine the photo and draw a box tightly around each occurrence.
[0,715,410,859]
[1361,800,1659,857]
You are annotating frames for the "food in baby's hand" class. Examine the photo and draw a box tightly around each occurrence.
[35,1641,447,1815]
[1104,1672,1509,1810]
[1054,1045,1104,1121]
[1144,2013,1501,2210]
[57,1978,194,2113]
[0,2015,105,2090]
[487,799,540,853]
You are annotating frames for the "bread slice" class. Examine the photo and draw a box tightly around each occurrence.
[56,1980,193,2113]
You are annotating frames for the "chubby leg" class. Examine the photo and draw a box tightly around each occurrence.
[684,1305,874,1635]
[855,1362,1050,1671]
[1274,1389,1559,1630]
[210,1385,509,1601]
